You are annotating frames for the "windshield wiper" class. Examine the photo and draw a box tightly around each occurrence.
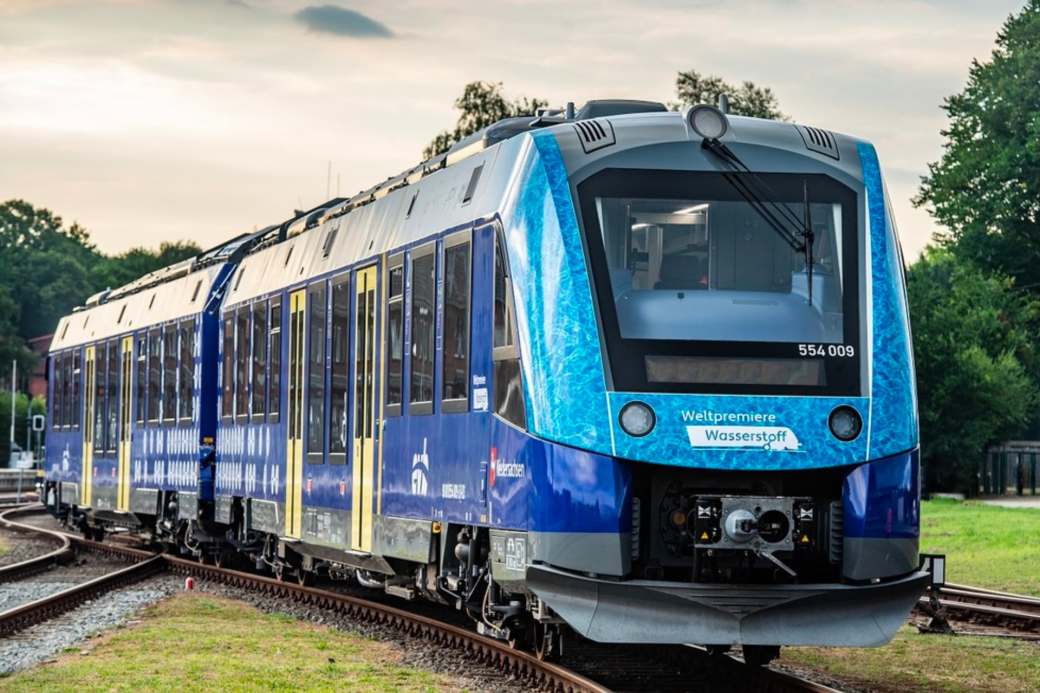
[701,139,816,306]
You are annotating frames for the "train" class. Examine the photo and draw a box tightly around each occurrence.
[42,99,928,664]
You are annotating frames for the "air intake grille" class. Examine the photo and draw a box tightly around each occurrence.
[573,119,616,154]
[828,500,843,564]
[797,125,840,160]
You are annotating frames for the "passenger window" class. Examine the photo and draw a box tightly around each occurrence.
[94,344,107,455]
[492,231,526,428]
[307,282,327,462]
[148,329,161,423]
[268,298,282,421]
[107,340,118,451]
[442,236,470,411]
[51,354,64,430]
[163,327,177,423]
[251,302,267,420]
[235,307,250,420]
[329,277,350,462]
[409,246,435,413]
[178,319,195,422]
[385,258,404,415]
[135,335,147,424]
[221,316,234,420]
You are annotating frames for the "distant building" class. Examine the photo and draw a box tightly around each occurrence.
[982,441,1039,497]
[26,333,52,399]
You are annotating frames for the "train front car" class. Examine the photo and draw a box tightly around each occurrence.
[494,104,926,660]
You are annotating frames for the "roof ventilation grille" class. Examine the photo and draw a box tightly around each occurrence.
[797,125,840,160]
[573,119,616,154]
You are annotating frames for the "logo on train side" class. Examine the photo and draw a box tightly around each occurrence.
[489,447,524,488]
[411,438,429,496]
[682,410,801,451]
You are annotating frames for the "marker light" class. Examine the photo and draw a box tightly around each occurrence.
[687,104,729,140]
[619,401,656,437]
[828,406,862,441]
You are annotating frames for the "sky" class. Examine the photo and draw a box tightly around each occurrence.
[0,0,1026,259]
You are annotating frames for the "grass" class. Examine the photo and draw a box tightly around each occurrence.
[0,594,453,692]
[0,535,7,558]
[920,498,1040,596]
[781,498,1040,691]
[782,625,1040,693]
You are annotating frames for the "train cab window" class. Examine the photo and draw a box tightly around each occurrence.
[51,354,64,430]
[61,353,71,429]
[251,302,267,421]
[442,234,470,412]
[94,344,108,455]
[409,245,436,414]
[385,257,404,416]
[162,326,177,423]
[221,316,234,420]
[268,299,282,422]
[329,277,349,462]
[492,231,526,428]
[71,349,81,430]
[148,329,161,422]
[178,319,195,422]
[107,340,119,452]
[307,283,327,462]
[235,306,250,421]
[135,335,147,424]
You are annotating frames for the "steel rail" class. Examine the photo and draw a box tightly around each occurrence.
[0,505,75,583]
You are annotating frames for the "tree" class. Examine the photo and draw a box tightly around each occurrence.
[423,81,547,159]
[673,69,787,120]
[907,247,1039,494]
[915,1,1040,291]
[93,241,202,290]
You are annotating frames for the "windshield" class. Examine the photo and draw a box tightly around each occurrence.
[578,169,860,395]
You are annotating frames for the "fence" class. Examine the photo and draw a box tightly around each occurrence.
[980,444,1039,496]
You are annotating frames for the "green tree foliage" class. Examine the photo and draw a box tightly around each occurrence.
[423,81,547,159]
[908,248,1039,494]
[93,241,202,291]
[915,1,1040,289]
[674,69,787,120]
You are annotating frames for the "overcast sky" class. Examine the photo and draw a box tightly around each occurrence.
[0,0,1025,259]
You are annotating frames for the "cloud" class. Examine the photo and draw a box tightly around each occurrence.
[293,5,393,38]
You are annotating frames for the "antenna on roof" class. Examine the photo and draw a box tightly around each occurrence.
[565,102,575,119]
[718,93,730,114]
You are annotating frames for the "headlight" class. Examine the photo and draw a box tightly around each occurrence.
[619,401,656,437]
[687,104,729,140]
[828,406,862,441]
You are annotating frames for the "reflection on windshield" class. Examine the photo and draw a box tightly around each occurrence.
[596,197,844,344]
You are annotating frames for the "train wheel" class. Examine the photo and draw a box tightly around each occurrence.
[741,645,780,667]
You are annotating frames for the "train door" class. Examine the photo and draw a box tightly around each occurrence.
[284,290,306,539]
[116,336,133,512]
[351,266,377,553]
[81,346,95,507]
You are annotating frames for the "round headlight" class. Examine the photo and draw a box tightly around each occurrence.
[687,104,729,140]
[828,406,862,442]
[619,401,656,438]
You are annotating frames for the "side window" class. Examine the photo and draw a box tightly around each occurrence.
[221,316,234,419]
[235,306,250,420]
[307,282,327,461]
[329,277,349,462]
[94,344,107,454]
[268,298,282,421]
[135,335,147,424]
[51,354,63,430]
[442,234,470,411]
[251,301,267,420]
[71,350,81,430]
[385,257,404,415]
[107,340,118,451]
[64,353,74,429]
[148,329,161,422]
[178,319,195,422]
[492,231,526,428]
[162,326,177,423]
[409,245,436,413]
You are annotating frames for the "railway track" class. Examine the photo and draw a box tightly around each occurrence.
[1,504,837,692]
[918,582,1040,636]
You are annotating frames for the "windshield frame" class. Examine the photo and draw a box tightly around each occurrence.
[577,167,861,396]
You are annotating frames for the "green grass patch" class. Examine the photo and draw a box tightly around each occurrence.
[0,535,7,558]
[0,594,452,692]
[782,625,1040,693]
[921,498,1040,595]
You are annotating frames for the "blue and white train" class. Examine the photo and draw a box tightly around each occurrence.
[44,100,927,663]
